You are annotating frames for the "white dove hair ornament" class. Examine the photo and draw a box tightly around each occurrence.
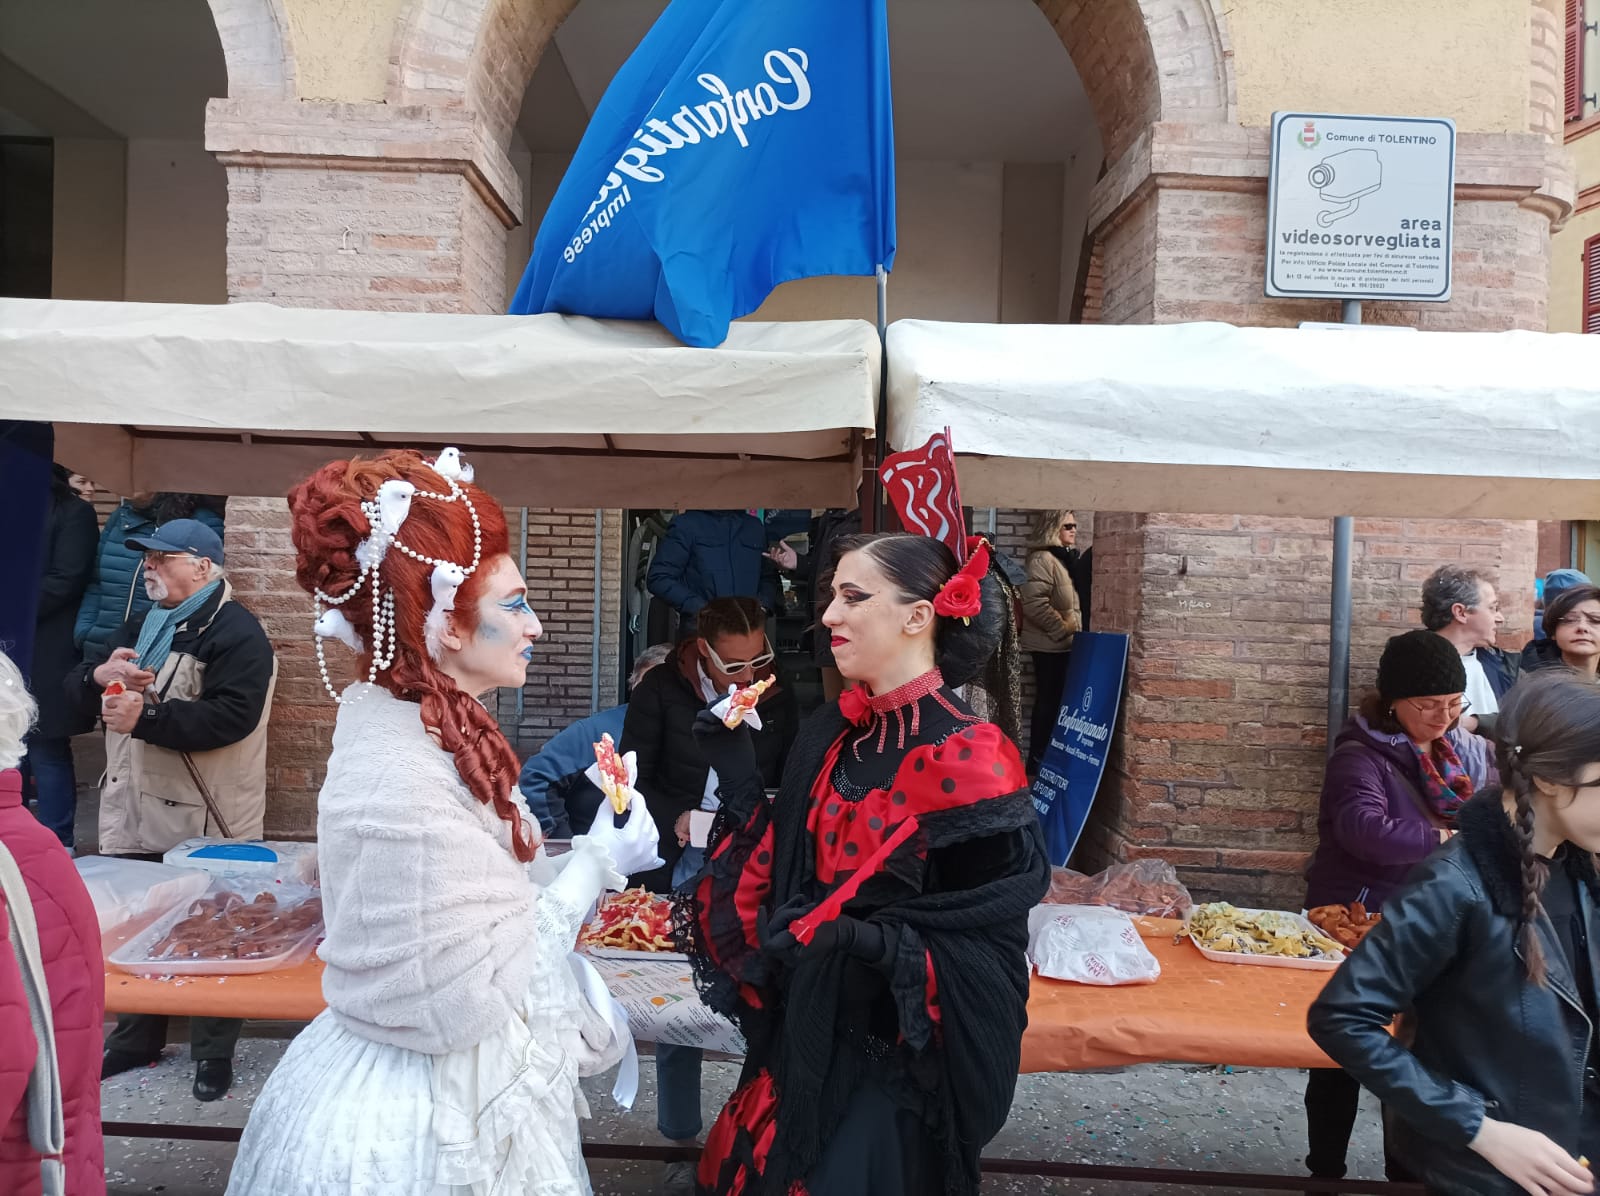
[432,447,475,484]
[311,448,484,704]
[423,563,467,662]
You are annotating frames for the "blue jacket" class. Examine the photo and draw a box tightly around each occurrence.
[647,510,778,618]
[74,501,225,660]
[517,705,627,839]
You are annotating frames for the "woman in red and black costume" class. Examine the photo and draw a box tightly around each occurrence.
[676,532,1049,1196]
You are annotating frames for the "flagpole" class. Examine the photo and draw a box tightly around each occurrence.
[868,263,888,533]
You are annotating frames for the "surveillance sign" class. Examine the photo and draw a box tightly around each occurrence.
[1266,112,1455,301]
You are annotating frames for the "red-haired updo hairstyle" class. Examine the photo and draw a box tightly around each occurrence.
[288,449,535,861]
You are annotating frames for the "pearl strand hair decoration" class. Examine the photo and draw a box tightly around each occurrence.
[311,449,484,704]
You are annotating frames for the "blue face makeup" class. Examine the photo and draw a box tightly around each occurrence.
[501,595,535,617]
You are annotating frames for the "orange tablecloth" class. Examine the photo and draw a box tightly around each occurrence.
[106,932,1335,1072]
[1019,933,1336,1072]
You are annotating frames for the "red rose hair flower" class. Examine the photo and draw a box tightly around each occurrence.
[932,539,991,622]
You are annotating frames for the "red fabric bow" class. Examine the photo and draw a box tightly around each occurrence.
[837,685,872,726]
[933,539,990,620]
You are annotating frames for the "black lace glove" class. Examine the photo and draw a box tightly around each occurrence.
[759,896,897,974]
[691,708,764,816]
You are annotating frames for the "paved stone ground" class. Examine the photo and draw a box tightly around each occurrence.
[101,1028,1387,1195]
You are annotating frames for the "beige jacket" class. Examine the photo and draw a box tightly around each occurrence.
[96,581,277,855]
[1020,548,1082,654]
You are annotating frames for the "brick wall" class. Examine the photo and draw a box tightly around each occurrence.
[503,508,608,757]
[222,497,332,838]
[1080,515,1538,907]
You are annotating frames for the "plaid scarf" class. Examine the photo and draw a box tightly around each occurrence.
[1409,735,1476,819]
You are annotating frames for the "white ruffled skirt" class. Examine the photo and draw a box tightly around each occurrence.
[225,954,627,1196]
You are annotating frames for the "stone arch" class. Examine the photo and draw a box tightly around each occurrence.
[1037,0,1234,165]
[390,0,1234,166]
[391,0,577,151]
[205,0,296,98]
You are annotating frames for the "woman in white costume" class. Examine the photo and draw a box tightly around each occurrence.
[227,449,661,1196]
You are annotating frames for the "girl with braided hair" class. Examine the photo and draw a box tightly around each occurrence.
[1310,670,1600,1196]
[227,450,660,1196]
[677,532,1048,1196]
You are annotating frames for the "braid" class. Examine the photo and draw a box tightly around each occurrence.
[1507,755,1550,987]
[392,653,533,862]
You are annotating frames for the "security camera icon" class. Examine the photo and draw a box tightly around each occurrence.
[1308,148,1382,226]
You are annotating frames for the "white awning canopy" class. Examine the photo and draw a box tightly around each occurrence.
[0,299,880,508]
[887,320,1600,519]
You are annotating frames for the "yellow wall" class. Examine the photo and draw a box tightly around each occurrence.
[283,0,407,102]
[1572,129,1600,190]
[1229,0,1530,133]
[1550,202,1600,333]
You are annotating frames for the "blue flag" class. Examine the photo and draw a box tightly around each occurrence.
[509,0,896,348]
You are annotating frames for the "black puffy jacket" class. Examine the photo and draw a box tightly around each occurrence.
[621,646,795,892]
[1309,791,1600,1194]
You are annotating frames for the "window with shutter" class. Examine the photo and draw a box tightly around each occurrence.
[1570,0,1587,122]
[1585,233,1600,333]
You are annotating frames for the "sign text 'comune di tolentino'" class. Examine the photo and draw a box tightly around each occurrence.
[563,48,813,264]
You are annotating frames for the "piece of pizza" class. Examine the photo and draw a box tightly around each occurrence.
[718,676,775,729]
[592,732,632,815]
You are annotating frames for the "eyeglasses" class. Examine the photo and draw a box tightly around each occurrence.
[1557,612,1600,628]
[1061,523,1077,532]
[704,638,775,675]
[1400,696,1470,718]
[142,550,186,565]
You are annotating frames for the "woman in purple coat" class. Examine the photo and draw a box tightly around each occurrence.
[1301,629,1492,1184]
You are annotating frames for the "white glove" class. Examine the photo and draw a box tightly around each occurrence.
[544,837,627,921]
[582,789,664,880]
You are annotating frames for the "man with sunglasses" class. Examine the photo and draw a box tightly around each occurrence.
[65,518,277,1103]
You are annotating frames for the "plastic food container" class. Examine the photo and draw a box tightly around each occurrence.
[163,837,319,885]
[1187,906,1346,972]
[107,880,324,977]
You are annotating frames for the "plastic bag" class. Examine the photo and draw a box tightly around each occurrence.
[74,856,211,932]
[164,837,319,885]
[1027,904,1161,986]
[107,878,324,976]
[1044,859,1193,919]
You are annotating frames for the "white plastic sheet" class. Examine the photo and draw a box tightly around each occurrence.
[887,319,1600,518]
[0,299,879,508]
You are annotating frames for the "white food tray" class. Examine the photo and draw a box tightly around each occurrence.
[1187,907,1346,972]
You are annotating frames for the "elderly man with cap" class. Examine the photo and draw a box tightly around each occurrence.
[65,517,277,1102]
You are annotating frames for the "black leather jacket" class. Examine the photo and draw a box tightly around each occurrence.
[1309,792,1600,1194]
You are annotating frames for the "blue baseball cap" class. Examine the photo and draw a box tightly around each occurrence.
[126,518,225,566]
[1544,568,1592,600]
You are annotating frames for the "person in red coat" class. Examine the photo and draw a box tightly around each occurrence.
[0,650,105,1196]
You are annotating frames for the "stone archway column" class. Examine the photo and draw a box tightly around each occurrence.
[203,97,526,834]
[205,99,522,313]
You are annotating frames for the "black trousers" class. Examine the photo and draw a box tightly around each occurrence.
[1028,651,1071,773]
[1305,1068,1413,1182]
[106,1012,242,1062]
[1305,1067,1362,1178]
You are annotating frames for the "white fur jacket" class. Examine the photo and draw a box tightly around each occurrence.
[315,685,586,1056]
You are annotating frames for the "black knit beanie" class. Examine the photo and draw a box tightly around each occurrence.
[1377,630,1467,702]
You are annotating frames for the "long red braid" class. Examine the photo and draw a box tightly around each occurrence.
[288,450,535,861]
